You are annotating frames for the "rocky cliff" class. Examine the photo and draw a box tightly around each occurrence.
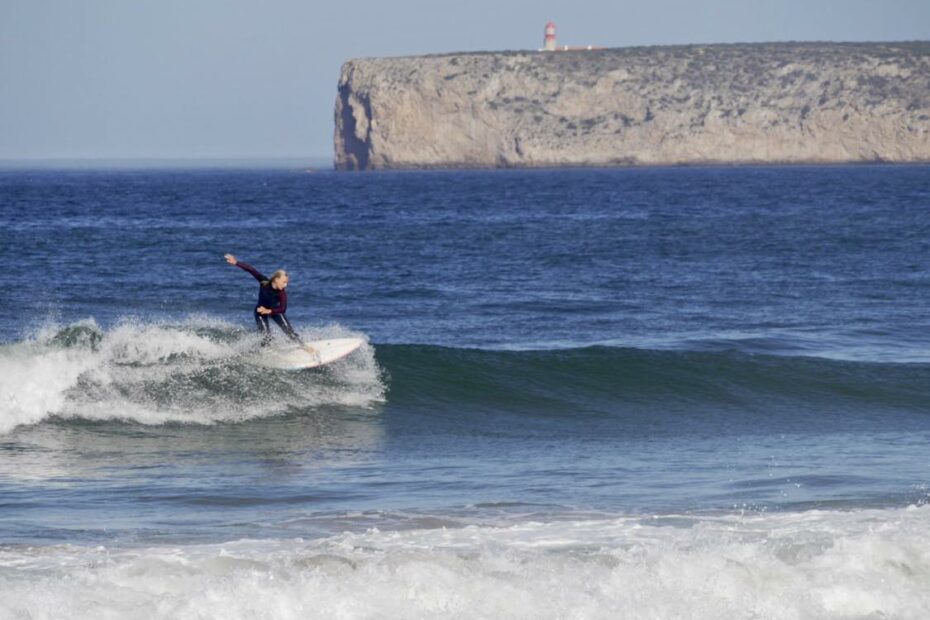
[334,42,930,170]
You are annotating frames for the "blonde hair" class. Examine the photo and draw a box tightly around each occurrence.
[262,269,288,287]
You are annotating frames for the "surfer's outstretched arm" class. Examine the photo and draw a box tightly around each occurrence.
[224,254,266,282]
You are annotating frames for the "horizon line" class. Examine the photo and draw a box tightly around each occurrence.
[0,156,335,170]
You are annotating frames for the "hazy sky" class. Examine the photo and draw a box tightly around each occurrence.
[2,0,928,162]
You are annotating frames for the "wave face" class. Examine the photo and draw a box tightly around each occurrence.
[2,505,929,619]
[379,344,930,428]
[0,319,384,433]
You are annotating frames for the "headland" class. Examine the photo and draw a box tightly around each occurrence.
[334,42,930,170]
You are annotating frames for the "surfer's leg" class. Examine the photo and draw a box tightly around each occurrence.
[271,313,301,343]
[254,311,272,346]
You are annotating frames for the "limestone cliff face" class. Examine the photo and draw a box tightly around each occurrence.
[334,42,930,170]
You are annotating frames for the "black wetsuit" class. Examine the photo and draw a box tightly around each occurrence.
[234,262,301,344]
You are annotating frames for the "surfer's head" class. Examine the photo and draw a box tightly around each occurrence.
[269,270,289,290]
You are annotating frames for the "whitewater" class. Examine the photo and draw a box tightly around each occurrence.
[3,507,930,619]
[0,318,384,434]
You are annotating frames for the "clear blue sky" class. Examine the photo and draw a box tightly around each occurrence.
[1,0,928,162]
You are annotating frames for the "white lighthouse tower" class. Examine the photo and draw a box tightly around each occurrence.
[544,21,556,51]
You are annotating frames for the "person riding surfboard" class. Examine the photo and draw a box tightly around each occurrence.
[224,253,315,354]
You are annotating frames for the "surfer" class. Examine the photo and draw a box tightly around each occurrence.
[224,253,308,349]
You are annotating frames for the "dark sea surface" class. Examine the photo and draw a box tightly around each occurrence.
[1,165,929,618]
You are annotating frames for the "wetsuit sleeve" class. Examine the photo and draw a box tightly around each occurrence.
[235,262,266,282]
[266,289,288,315]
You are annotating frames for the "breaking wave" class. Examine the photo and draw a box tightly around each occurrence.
[0,318,384,434]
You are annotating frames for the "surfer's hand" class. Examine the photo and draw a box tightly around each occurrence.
[224,253,237,265]
[256,306,272,315]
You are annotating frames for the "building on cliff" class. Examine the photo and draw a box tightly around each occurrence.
[543,21,556,52]
[540,21,603,52]
[334,41,930,170]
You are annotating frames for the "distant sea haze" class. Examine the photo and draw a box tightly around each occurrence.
[0,157,329,170]
[1,165,929,618]
[336,42,930,170]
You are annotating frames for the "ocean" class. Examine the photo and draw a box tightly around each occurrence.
[1,164,929,618]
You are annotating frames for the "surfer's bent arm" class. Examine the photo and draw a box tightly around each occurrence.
[265,289,287,316]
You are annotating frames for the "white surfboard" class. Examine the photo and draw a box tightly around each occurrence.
[257,337,364,370]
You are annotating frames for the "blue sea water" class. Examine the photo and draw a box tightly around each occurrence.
[1,165,930,618]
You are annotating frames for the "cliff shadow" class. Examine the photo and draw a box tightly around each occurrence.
[336,85,372,171]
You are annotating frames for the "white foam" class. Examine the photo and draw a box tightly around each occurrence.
[0,346,96,433]
[1,505,928,619]
[0,317,385,434]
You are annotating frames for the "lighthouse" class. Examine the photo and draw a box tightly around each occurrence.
[544,21,556,51]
